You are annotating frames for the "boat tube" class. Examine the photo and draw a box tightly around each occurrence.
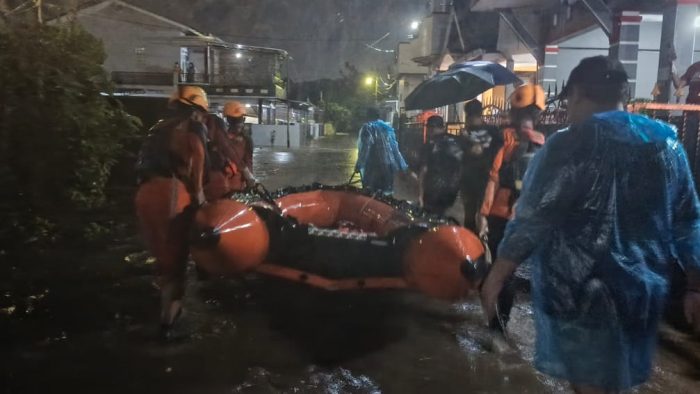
[190,184,488,301]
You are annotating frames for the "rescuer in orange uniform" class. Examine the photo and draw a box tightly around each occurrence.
[134,85,210,339]
[476,84,546,330]
[223,101,255,190]
[203,102,257,199]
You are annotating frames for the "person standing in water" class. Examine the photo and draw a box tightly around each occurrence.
[481,56,700,393]
[355,107,409,196]
[134,85,210,340]
[418,115,464,215]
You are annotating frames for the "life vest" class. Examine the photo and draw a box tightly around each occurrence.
[136,115,210,185]
[482,127,544,219]
[205,115,236,173]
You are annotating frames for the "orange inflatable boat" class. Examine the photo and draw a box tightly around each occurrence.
[190,184,488,301]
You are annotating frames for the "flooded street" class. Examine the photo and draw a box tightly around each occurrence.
[1,135,699,394]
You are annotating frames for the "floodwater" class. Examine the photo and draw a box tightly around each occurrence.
[1,135,699,393]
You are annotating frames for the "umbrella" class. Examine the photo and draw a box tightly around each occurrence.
[405,61,521,111]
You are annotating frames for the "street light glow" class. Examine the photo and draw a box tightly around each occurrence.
[365,76,374,86]
[410,20,420,30]
[235,52,242,59]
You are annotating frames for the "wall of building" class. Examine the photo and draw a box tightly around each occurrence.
[398,74,427,110]
[397,41,430,75]
[75,3,189,74]
[211,48,279,90]
[554,20,667,99]
[251,124,302,148]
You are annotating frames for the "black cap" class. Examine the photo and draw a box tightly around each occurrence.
[426,115,445,128]
[559,56,628,99]
[464,99,484,117]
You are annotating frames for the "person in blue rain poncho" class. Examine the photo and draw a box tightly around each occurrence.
[355,107,409,195]
[480,56,700,393]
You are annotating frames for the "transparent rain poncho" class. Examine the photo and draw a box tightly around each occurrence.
[355,120,408,194]
[498,111,700,390]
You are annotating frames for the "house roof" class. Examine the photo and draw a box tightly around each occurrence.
[50,0,207,37]
[49,0,288,57]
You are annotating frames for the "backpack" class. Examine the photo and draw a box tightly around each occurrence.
[136,116,210,183]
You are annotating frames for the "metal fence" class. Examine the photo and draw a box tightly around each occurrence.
[628,103,700,180]
[398,102,700,188]
[111,71,174,86]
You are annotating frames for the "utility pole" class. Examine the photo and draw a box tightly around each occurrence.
[34,0,42,24]
[374,78,379,103]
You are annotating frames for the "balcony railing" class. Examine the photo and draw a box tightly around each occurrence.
[110,71,283,98]
[111,71,174,86]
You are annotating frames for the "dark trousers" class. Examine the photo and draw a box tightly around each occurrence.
[487,216,517,332]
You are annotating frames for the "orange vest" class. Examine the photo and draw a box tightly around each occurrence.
[480,127,544,219]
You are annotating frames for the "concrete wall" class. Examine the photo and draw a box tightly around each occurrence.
[555,21,664,99]
[75,2,187,73]
[210,48,278,89]
[251,124,302,148]
[397,41,431,75]
[398,74,427,109]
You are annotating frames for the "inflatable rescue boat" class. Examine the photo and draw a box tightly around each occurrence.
[190,184,488,300]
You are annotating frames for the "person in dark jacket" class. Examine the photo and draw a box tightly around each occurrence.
[418,115,463,215]
[460,99,502,231]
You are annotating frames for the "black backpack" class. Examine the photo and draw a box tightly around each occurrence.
[136,117,210,184]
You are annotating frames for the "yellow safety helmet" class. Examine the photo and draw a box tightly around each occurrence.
[510,84,546,111]
[223,101,246,118]
[169,85,209,112]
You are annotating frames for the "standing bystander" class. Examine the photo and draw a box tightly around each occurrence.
[481,56,700,393]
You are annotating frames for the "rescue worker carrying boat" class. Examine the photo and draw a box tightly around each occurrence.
[134,85,210,339]
[203,102,256,200]
[223,101,256,191]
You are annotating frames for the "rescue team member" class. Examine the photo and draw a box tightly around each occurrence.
[355,107,410,196]
[481,56,700,393]
[418,115,464,215]
[203,113,238,200]
[223,101,256,190]
[476,84,545,330]
[476,84,546,252]
[134,85,209,339]
[202,103,256,200]
[461,99,502,232]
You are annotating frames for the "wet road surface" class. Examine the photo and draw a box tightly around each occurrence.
[1,135,699,393]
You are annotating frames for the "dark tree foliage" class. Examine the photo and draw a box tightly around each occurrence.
[291,63,390,133]
[0,23,141,244]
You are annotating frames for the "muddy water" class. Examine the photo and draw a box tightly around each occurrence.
[1,135,698,393]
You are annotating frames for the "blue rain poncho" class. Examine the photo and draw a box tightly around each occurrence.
[355,120,408,194]
[498,111,700,390]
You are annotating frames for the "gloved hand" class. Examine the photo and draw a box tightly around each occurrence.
[196,190,206,207]
[476,213,489,239]
[686,271,700,336]
[685,291,700,335]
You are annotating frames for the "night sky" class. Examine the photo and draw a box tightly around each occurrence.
[129,0,428,81]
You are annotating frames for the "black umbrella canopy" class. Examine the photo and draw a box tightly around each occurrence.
[405,61,521,111]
